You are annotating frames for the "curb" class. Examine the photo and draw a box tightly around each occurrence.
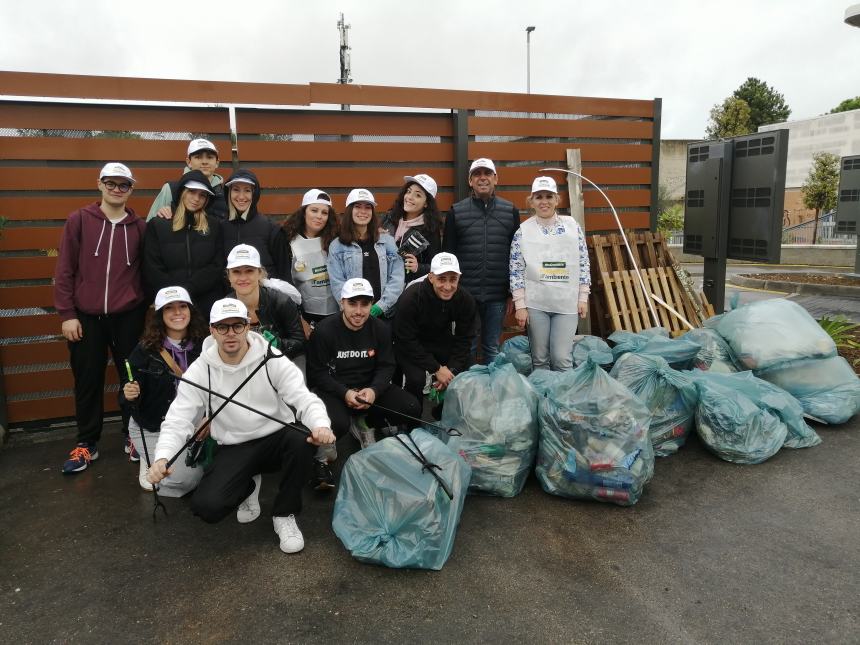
[730,275,860,298]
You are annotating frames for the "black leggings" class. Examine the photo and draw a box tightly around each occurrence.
[314,385,421,438]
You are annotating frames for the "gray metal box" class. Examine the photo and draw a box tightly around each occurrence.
[836,155,860,235]
[683,141,732,257]
[726,130,788,263]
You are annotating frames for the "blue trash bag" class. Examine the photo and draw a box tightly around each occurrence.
[332,429,471,570]
[571,335,613,368]
[535,351,654,506]
[683,327,742,373]
[690,371,820,464]
[494,335,533,375]
[756,356,860,425]
[609,353,698,456]
[608,328,701,370]
[441,362,539,497]
[705,298,836,370]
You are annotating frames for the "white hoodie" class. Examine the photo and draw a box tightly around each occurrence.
[154,331,331,462]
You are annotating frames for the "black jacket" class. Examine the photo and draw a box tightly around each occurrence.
[443,195,520,303]
[220,169,280,277]
[143,170,226,315]
[167,175,227,221]
[394,278,478,375]
[119,341,202,432]
[227,284,305,359]
[380,211,442,284]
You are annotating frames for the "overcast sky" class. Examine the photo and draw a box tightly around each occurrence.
[1,0,857,138]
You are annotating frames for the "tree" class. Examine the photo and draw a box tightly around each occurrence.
[830,97,860,114]
[732,77,791,130]
[705,96,752,139]
[800,152,839,245]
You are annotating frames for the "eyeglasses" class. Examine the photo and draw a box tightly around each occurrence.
[212,322,248,335]
[102,180,133,193]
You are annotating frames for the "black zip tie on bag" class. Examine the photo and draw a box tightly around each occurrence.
[386,418,455,501]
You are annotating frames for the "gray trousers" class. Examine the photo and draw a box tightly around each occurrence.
[527,308,579,371]
[129,421,203,498]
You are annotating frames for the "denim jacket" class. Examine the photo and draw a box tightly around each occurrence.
[327,234,405,316]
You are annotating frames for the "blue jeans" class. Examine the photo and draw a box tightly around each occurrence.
[527,308,579,371]
[474,300,507,364]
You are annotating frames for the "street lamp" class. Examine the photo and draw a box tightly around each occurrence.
[526,26,536,93]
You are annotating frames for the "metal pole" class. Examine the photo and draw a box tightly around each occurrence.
[526,26,535,94]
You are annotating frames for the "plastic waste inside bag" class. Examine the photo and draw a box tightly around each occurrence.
[332,428,471,570]
[608,328,701,370]
[535,351,654,506]
[756,355,860,425]
[441,362,539,497]
[610,353,698,456]
[494,335,533,375]
[571,335,613,369]
[683,327,741,373]
[705,298,835,370]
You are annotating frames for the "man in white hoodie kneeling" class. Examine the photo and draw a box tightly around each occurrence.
[147,298,335,553]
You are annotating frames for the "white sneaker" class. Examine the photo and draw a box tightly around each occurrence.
[349,415,376,450]
[237,474,262,524]
[138,460,154,492]
[273,515,305,553]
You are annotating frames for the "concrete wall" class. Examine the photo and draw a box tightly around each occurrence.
[669,244,855,267]
[659,139,693,200]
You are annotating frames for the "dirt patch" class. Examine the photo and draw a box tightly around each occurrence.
[838,327,860,375]
[742,272,860,286]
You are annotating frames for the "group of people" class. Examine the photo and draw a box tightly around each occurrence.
[52,139,591,553]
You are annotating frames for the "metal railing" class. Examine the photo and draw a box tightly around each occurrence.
[665,220,857,247]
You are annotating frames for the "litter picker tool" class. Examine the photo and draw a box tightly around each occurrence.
[354,396,461,438]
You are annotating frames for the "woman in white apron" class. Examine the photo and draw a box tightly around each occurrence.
[509,176,591,371]
[275,189,340,329]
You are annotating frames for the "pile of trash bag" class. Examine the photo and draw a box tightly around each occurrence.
[441,362,539,497]
[571,335,613,369]
[683,327,741,373]
[494,335,533,375]
[705,299,836,370]
[535,350,654,506]
[332,429,471,570]
[690,371,820,464]
[755,356,860,425]
[609,353,697,456]
[608,328,701,370]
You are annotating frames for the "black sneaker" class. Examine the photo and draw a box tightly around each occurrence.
[311,459,335,492]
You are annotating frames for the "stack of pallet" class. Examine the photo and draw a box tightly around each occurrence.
[587,231,715,338]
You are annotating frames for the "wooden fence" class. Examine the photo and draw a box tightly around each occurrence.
[0,71,661,427]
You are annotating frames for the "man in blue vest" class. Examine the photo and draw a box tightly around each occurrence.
[443,158,520,363]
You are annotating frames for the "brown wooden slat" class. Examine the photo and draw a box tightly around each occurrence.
[0,197,151,221]
[475,166,650,186]
[0,256,57,280]
[647,268,673,331]
[4,368,119,396]
[0,72,310,108]
[601,272,625,332]
[235,111,454,136]
[237,141,454,162]
[470,142,652,162]
[308,82,655,116]
[0,341,67,366]
[469,116,654,139]
[0,167,213,191]
[0,138,211,162]
[0,313,60,338]
[258,193,456,214]
[251,167,457,189]
[0,227,62,251]
[7,394,119,424]
[0,285,55,308]
[0,102,230,133]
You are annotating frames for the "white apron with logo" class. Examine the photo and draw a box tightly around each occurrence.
[290,236,339,316]
[521,215,581,314]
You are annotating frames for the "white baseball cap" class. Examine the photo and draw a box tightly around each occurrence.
[531,176,558,195]
[403,174,438,198]
[345,188,377,207]
[154,286,192,311]
[302,188,333,207]
[99,162,135,184]
[469,158,496,175]
[226,244,262,269]
[341,278,375,300]
[183,180,215,195]
[209,298,249,324]
[225,176,256,187]
[430,252,461,275]
[187,138,219,157]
